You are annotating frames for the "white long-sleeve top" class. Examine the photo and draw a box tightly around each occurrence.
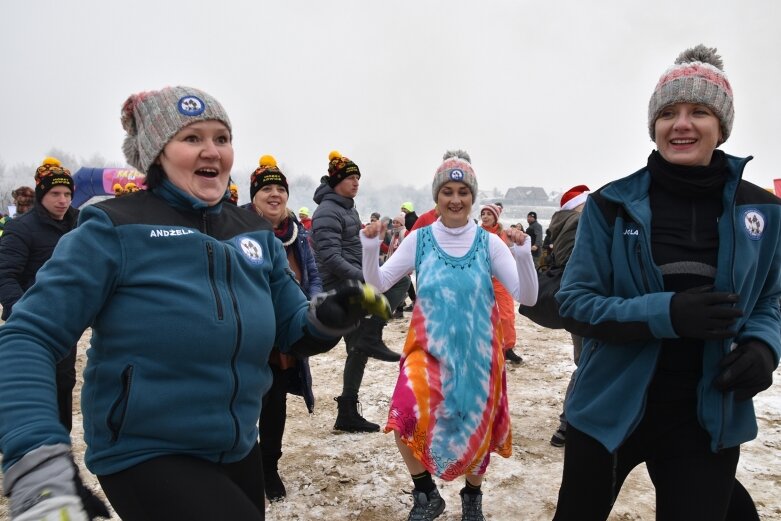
[361,220,538,306]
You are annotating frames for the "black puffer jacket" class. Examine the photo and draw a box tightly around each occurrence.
[0,204,78,320]
[311,180,363,289]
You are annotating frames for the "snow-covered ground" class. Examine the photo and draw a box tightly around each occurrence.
[2,314,779,520]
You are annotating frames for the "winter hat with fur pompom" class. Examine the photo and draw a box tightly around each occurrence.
[431,149,477,202]
[120,86,231,174]
[648,45,734,143]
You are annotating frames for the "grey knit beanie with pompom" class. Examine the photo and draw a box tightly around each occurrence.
[431,149,477,202]
[120,86,232,174]
[648,44,734,143]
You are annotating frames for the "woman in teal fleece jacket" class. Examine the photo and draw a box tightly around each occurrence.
[554,46,780,520]
[0,87,382,521]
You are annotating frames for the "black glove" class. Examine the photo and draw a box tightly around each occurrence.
[670,286,742,339]
[313,280,391,332]
[72,462,111,519]
[713,340,776,401]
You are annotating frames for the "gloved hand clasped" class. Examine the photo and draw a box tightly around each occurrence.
[670,286,742,340]
[714,340,776,401]
[310,280,391,336]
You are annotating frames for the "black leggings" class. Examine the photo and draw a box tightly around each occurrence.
[259,364,290,463]
[98,444,265,521]
[553,394,759,521]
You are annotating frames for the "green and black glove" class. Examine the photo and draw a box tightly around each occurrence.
[5,444,110,520]
[310,280,391,335]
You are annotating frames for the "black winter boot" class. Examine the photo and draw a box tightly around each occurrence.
[262,452,286,502]
[333,396,380,433]
[459,489,485,521]
[354,316,401,362]
[408,487,446,520]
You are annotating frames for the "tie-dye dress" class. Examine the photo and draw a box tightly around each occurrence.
[385,225,512,481]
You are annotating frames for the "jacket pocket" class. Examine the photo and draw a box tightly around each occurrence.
[106,365,134,442]
[570,339,599,395]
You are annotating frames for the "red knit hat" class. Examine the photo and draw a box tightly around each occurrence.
[560,185,590,211]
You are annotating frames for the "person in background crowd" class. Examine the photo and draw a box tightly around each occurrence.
[400,203,420,311]
[361,149,538,521]
[541,228,553,269]
[311,151,410,433]
[480,203,524,365]
[0,86,383,521]
[554,45,777,521]
[0,158,80,433]
[386,214,407,319]
[545,184,590,448]
[10,186,35,217]
[228,179,239,205]
[526,211,543,268]
[401,201,419,231]
[409,206,439,233]
[243,154,323,502]
[298,206,312,230]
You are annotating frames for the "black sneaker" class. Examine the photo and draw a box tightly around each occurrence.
[392,308,405,319]
[408,488,446,521]
[504,348,523,365]
[550,428,566,447]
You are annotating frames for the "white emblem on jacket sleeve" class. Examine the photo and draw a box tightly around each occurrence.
[238,237,264,264]
[743,209,765,240]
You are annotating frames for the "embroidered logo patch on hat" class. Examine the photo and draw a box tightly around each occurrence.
[743,209,765,240]
[178,95,206,116]
[449,169,464,181]
[238,237,264,264]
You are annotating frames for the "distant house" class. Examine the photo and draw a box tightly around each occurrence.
[504,186,550,206]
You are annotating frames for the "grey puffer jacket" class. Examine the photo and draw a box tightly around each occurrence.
[311,181,363,289]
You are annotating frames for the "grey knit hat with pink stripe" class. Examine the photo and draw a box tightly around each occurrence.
[431,149,477,202]
[648,45,734,144]
[121,86,232,174]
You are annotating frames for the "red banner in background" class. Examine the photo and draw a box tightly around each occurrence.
[774,179,781,197]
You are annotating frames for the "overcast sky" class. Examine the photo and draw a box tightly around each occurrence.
[2,0,780,195]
